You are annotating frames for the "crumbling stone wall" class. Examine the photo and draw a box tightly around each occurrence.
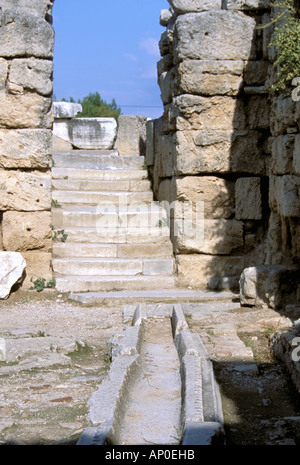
[0,0,55,283]
[148,0,300,290]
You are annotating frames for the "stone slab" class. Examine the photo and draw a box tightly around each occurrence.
[0,251,26,299]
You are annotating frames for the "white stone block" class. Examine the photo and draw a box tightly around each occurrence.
[53,102,82,119]
[53,117,117,150]
[0,252,26,299]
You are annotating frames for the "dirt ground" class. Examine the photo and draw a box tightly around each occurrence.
[0,288,300,446]
[0,289,124,445]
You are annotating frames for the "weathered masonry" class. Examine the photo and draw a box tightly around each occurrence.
[0,0,299,304]
[0,0,54,287]
[150,0,300,302]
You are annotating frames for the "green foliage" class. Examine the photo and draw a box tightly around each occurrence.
[60,92,122,120]
[268,0,300,93]
[29,277,56,292]
[51,226,68,243]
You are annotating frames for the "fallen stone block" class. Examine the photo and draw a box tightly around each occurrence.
[240,265,300,309]
[0,251,26,299]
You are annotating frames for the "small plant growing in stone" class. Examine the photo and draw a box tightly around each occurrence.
[156,217,168,228]
[51,199,62,208]
[52,226,68,243]
[29,277,56,292]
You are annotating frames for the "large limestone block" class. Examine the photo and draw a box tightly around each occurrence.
[270,95,299,137]
[175,60,243,96]
[0,8,54,58]
[246,96,270,130]
[177,254,245,288]
[168,94,246,131]
[0,59,8,91]
[174,129,265,175]
[240,265,300,309]
[175,176,235,219]
[0,129,52,169]
[53,102,83,119]
[145,119,155,166]
[2,211,52,252]
[117,115,147,156]
[174,218,244,254]
[8,59,53,96]
[53,118,117,150]
[154,131,177,179]
[0,251,26,299]
[293,134,300,175]
[169,0,221,13]
[271,135,294,175]
[269,175,300,217]
[0,170,51,211]
[174,11,256,63]
[160,9,173,26]
[223,0,271,9]
[244,61,270,86]
[52,135,73,153]
[1,0,54,17]
[235,177,262,220]
[0,91,52,129]
[21,252,52,287]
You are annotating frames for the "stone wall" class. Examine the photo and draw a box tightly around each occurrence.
[1,0,299,297]
[149,0,300,292]
[0,0,55,284]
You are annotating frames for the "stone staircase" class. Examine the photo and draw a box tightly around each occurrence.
[51,150,177,293]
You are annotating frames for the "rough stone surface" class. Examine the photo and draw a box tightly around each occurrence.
[53,102,83,119]
[0,90,53,129]
[235,177,262,220]
[270,175,300,218]
[9,58,53,96]
[117,115,147,156]
[0,129,52,169]
[0,252,26,299]
[2,211,52,252]
[169,0,221,13]
[240,265,300,309]
[0,170,51,211]
[0,8,54,58]
[177,254,245,288]
[173,12,256,63]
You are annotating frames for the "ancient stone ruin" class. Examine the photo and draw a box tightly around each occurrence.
[1,0,300,446]
[0,0,299,325]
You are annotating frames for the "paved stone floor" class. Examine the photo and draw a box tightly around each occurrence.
[0,288,300,445]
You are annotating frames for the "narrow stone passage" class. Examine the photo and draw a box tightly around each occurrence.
[117,318,182,445]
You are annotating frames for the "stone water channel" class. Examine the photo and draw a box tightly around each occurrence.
[78,304,225,445]
[1,291,300,445]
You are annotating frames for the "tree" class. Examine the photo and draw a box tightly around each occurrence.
[60,92,122,120]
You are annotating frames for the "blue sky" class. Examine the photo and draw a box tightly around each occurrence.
[53,0,170,119]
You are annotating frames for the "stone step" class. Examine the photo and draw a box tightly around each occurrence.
[52,190,154,206]
[55,275,177,293]
[69,290,236,306]
[51,178,152,192]
[52,205,170,229]
[52,152,146,170]
[52,242,174,259]
[55,228,172,244]
[52,167,149,182]
[52,258,175,277]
